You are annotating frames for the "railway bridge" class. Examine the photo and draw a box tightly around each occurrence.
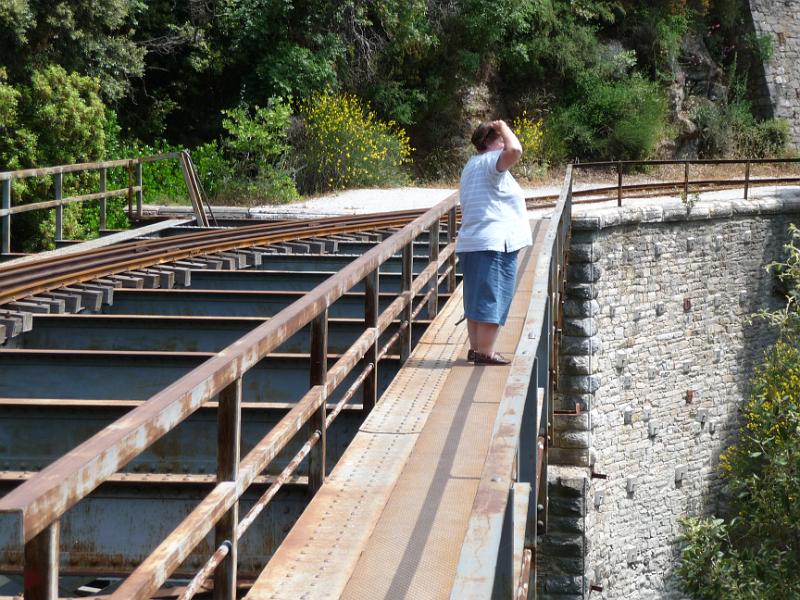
[0,155,572,599]
[2,154,799,599]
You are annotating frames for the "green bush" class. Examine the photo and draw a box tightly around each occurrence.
[221,99,299,203]
[291,92,412,194]
[544,73,666,162]
[692,99,789,158]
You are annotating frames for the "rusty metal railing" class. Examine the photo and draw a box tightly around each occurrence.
[526,157,800,208]
[452,166,573,599]
[0,193,459,600]
[0,152,209,255]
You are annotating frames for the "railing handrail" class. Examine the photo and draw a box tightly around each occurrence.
[0,152,180,181]
[0,193,458,547]
[450,166,573,598]
[573,156,800,168]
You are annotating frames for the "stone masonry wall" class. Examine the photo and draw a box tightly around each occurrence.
[538,192,800,599]
[747,1,800,146]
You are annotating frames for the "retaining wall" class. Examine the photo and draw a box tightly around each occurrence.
[538,191,800,598]
[748,1,800,146]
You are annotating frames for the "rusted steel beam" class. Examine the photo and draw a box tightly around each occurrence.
[0,193,457,551]
[215,379,241,600]
[362,269,379,413]
[23,521,59,600]
[0,153,179,181]
[515,548,533,600]
[400,243,413,362]
[308,310,328,494]
[0,188,133,218]
[427,220,440,318]
[451,168,572,599]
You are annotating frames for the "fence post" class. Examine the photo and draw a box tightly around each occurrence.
[54,172,63,243]
[1,179,10,255]
[400,243,413,362]
[447,207,457,293]
[428,220,440,318]
[99,167,107,231]
[363,269,379,413]
[683,161,690,199]
[126,161,133,219]
[744,160,751,200]
[136,160,143,219]
[214,378,241,600]
[616,162,622,207]
[309,309,328,494]
[24,521,59,600]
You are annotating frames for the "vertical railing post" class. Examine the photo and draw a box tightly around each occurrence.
[99,167,107,231]
[363,269,379,413]
[683,161,690,200]
[616,162,622,207]
[126,161,133,219]
[1,178,10,255]
[136,159,143,219]
[24,521,59,600]
[309,309,328,493]
[447,207,457,293]
[400,242,413,362]
[744,160,751,200]
[214,378,241,600]
[54,172,63,243]
[428,220,440,318]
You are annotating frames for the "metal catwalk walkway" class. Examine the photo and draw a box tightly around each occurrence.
[247,220,549,600]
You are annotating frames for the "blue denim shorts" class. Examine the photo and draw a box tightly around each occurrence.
[457,249,519,325]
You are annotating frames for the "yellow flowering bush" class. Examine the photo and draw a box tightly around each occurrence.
[511,111,546,180]
[292,93,412,193]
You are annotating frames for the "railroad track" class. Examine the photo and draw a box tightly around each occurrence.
[0,205,460,597]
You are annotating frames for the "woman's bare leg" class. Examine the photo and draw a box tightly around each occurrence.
[467,319,478,351]
[475,321,500,355]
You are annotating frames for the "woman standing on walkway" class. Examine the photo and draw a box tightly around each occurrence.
[457,119,532,365]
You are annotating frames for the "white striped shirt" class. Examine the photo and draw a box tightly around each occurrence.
[456,150,532,253]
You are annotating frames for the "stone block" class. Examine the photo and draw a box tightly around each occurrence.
[569,242,600,263]
[564,299,600,317]
[554,430,590,449]
[568,263,602,283]
[549,448,590,468]
[563,317,598,337]
[565,282,597,299]
[561,336,602,355]
[542,575,586,595]
[553,413,590,432]
[542,536,585,559]
[559,375,601,394]
[559,355,597,375]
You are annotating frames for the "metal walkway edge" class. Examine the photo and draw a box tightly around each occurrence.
[246,219,549,600]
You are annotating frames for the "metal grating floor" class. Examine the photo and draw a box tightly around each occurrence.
[246,220,547,600]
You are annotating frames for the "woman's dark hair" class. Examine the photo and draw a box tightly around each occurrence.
[471,122,499,152]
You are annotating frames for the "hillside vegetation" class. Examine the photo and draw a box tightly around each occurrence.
[0,1,792,247]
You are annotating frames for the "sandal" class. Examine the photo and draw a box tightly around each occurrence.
[472,351,511,366]
[467,349,476,361]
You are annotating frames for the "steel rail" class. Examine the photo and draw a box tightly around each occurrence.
[0,209,447,305]
[0,187,137,218]
[0,193,459,600]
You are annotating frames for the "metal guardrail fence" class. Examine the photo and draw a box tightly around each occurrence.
[0,152,209,255]
[452,166,573,599]
[0,193,459,600]
[526,157,800,207]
